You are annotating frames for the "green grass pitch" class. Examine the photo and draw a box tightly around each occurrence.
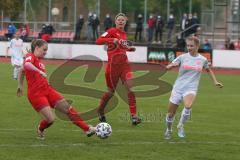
[0,62,239,160]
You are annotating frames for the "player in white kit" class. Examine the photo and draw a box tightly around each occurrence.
[6,32,24,80]
[164,36,223,139]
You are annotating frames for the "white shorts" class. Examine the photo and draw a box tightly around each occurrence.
[169,90,197,105]
[11,57,23,66]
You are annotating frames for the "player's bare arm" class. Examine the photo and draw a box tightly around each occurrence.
[206,68,223,88]
[166,62,179,70]
[24,62,47,78]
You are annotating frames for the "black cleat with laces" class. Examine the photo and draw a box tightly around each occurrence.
[131,116,142,126]
[99,115,107,122]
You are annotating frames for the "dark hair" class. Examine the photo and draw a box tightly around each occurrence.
[115,13,126,20]
[28,39,47,53]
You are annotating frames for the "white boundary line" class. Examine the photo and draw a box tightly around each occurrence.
[0,128,239,137]
[0,141,239,148]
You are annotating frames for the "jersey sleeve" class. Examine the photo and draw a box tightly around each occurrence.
[96,28,116,44]
[24,54,35,64]
[172,54,183,65]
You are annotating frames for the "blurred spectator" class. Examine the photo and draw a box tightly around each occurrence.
[39,24,46,38]
[104,14,113,31]
[185,13,195,37]
[180,13,188,38]
[45,24,55,35]
[147,15,156,43]
[41,33,50,42]
[6,23,17,40]
[166,14,175,43]
[75,14,84,40]
[124,17,129,32]
[192,13,199,33]
[234,38,240,50]
[194,27,202,38]
[134,14,143,42]
[154,15,164,43]
[38,24,55,42]
[92,14,100,41]
[19,24,30,42]
[225,37,235,50]
[87,12,93,41]
[176,33,186,49]
[202,38,212,50]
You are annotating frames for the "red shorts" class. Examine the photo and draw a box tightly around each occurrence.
[105,62,133,89]
[28,86,63,112]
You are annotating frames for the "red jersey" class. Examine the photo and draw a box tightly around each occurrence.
[24,53,49,94]
[96,28,129,64]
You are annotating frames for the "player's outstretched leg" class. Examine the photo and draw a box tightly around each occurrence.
[68,107,96,137]
[55,100,96,137]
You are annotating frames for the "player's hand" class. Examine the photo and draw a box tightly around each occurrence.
[39,71,47,78]
[215,82,223,88]
[17,87,23,97]
[166,62,178,70]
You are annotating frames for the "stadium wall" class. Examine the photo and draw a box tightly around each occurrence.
[213,50,240,69]
[0,42,147,63]
[1,42,239,68]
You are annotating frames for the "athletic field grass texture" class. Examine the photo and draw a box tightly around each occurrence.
[0,61,239,160]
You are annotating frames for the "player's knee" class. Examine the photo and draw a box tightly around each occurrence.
[46,117,55,124]
[55,99,71,113]
[184,103,192,108]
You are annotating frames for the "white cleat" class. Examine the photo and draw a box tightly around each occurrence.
[164,129,172,140]
[37,125,45,140]
[177,124,185,138]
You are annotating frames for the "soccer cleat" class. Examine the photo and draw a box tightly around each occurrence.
[131,116,142,126]
[37,125,45,140]
[99,115,107,122]
[177,124,185,138]
[164,129,172,140]
[85,125,96,137]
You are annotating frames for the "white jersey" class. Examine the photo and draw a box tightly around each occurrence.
[172,52,209,92]
[9,38,23,66]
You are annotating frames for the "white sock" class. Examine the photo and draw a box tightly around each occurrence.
[13,67,18,80]
[166,115,174,131]
[178,107,191,126]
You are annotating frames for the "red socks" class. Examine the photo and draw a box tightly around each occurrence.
[39,120,53,132]
[128,92,137,116]
[68,107,89,132]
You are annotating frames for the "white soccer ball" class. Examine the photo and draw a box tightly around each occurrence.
[95,122,112,139]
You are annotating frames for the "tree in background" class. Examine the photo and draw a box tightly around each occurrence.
[0,0,23,20]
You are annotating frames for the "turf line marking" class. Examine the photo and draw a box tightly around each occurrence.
[0,128,239,137]
[0,141,240,148]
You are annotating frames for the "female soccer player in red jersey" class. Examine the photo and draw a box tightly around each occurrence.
[96,13,141,125]
[17,39,96,139]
